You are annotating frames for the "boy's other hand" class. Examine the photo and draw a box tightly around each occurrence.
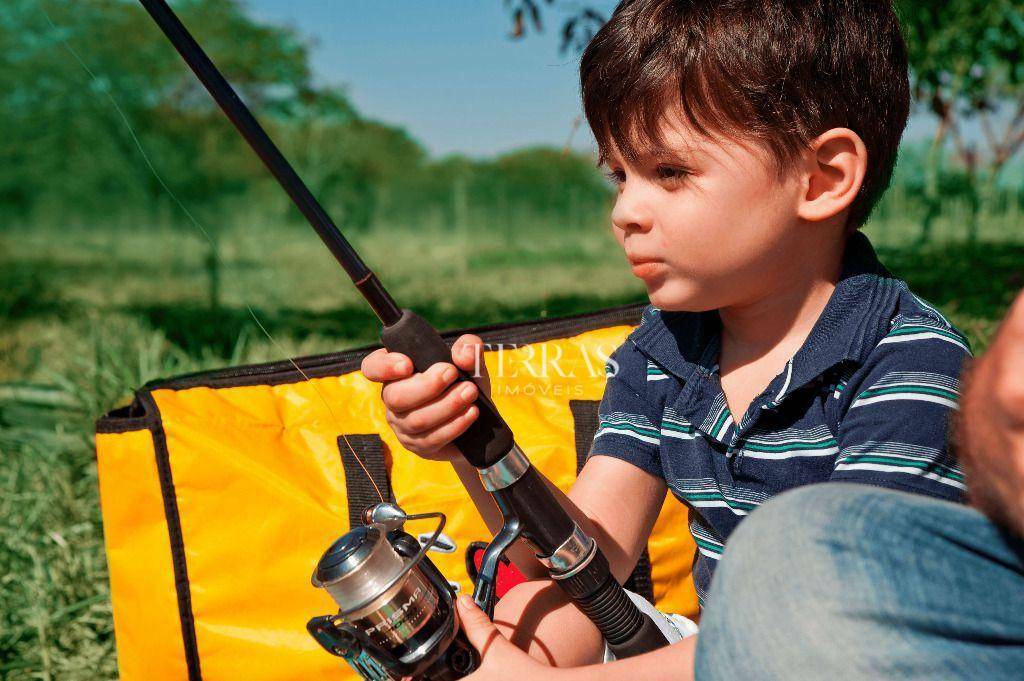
[360,334,490,461]
[456,595,564,680]
[958,289,1024,537]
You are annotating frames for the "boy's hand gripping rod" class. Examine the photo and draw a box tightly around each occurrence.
[137,0,668,659]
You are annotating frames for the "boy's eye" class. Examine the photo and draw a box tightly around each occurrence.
[601,165,688,185]
[656,165,690,182]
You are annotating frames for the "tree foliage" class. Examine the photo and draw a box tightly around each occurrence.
[504,0,606,53]
[898,0,1024,178]
[0,0,611,235]
[1,0,318,218]
[895,0,1024,241]
[6,0,1019,246]
[0,0,396,227]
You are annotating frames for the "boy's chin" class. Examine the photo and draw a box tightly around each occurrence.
[647,282,720,313]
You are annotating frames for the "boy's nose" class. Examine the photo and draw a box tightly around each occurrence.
[611,185,654,234]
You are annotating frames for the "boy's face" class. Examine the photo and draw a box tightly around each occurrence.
[603,108,815,313]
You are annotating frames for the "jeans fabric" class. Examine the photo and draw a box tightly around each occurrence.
[695,483,1024,680]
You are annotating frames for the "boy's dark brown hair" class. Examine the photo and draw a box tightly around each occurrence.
[581,0,910,227]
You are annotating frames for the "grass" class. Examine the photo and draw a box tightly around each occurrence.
[1,208,1021,679]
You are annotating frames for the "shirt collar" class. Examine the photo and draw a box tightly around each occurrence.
[780,231,903,399]
[627,232,903,439]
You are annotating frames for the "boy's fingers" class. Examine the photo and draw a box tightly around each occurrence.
[360,349,412,382]
[400,405,478,454]
[451,334,486,375]
[456,595,502,653]
[381,362,459,412]
[388,379,479,435]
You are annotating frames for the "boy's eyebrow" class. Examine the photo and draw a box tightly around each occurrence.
[653,152,696,168]
[600,149,695,168]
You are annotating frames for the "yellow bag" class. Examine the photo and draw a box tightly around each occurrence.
[95,303,698,680]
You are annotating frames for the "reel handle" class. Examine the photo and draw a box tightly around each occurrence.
[381,309,513,469]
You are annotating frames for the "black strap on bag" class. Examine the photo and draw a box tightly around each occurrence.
[338,434,394,530]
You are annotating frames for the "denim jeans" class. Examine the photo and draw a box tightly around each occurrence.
[695,484,1024,680]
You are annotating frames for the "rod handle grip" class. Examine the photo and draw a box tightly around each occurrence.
[381,310,514,469]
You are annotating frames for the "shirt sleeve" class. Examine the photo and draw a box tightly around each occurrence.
[587,337,664,478]
[830,318,971,501]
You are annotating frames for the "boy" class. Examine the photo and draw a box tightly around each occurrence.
[361,0,969,677]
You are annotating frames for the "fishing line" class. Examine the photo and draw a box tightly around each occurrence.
[39,3,385,505]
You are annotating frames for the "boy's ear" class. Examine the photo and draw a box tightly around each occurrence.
[796,128,868,223]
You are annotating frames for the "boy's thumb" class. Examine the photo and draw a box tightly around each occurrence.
[456,595,501,653]
[452,335,487,375]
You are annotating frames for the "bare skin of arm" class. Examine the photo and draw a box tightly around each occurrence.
[457,595,699,681]
[957,289,1024,537]
[488,454,671,667]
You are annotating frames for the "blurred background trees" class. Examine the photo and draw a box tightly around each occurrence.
[898,0,1024,242]
[3,0,1020,246]
[0,0,612,234]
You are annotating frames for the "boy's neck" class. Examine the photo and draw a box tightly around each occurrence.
[717,236,847,373]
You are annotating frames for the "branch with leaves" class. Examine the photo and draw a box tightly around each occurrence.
[504,0,606,54]
[899,0,1024,183]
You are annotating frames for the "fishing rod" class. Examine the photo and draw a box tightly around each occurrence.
[135,1,669,677]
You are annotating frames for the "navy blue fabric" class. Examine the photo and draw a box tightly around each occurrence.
[589,232,971,605]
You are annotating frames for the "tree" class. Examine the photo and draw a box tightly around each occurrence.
[0,0,372,310]
[276,114,427,232]
[896,0,1024,242]
[0,0,342,221]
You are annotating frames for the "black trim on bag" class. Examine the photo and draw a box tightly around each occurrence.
[570,399,656,604]
[139,391,204,681]
[338,434,394,530]
[95,395,159,434]
[123,301,646,394]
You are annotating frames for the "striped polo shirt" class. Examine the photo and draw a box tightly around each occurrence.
[588,232,970,605]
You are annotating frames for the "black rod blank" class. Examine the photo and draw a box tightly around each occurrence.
[137,0,402,326]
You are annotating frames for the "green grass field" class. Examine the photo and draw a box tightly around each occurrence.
[1,210,1022,679]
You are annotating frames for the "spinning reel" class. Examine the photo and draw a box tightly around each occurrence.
[307,503,522,680]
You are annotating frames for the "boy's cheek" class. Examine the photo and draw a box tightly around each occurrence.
[654,219,796,310]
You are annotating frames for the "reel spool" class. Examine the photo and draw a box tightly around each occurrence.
[307,504,478,681]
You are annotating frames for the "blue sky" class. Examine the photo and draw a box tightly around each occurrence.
[247,0,619,157]
[245,1,945,160]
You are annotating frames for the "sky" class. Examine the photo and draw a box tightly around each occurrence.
[244,0,945,160]
[246,0,620,158]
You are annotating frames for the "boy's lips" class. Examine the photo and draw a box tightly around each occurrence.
[628,257,666,279]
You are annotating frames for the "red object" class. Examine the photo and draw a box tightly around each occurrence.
[468,544,528,599]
